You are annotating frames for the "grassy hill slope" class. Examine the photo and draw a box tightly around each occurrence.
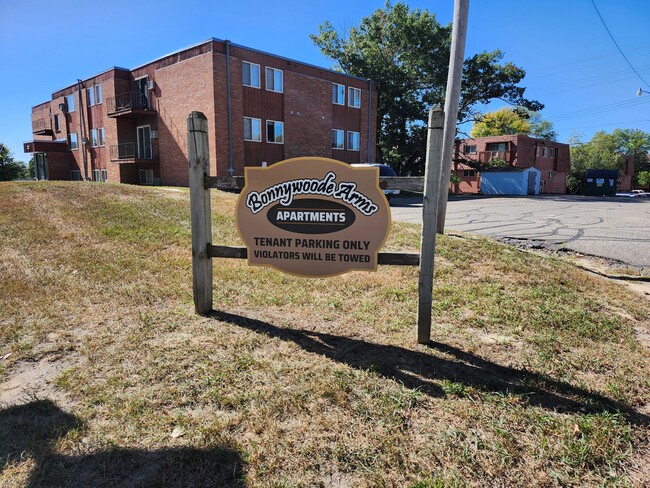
[1,181,649,487]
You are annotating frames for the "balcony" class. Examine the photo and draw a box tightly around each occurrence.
[32,118,53,135]
[107,91,156,118]
[478,150,515,164]
[109,140,159,163]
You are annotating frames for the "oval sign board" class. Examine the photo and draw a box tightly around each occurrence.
[236,157,391,277]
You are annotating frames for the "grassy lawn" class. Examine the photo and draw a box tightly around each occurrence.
[1,181,649,487]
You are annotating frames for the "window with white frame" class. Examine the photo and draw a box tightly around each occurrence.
[244,117,262,142]
[87,87,95,106]
[347,131,360,151]
[65,94,75,112]
[90,128,105,147]
[332,129,344,149]
[242,61,260,88]
[101,170,108,182]
[95,84,102,104]
[549,147,556,158]
[464,145,477,155]
[69,132,78,149]
[54,114,61,132]
[549,170,555,180]
[265,67,283,93]
[71,170,81,181]
[463,169,476,177]
[92,169,101,182]
[266,120,284,144]
[348,87,361,108]
[332,83,345,105]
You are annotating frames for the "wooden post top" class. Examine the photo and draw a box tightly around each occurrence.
[187,112,209,133]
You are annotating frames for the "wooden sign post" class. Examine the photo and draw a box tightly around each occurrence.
[188,108,444,343]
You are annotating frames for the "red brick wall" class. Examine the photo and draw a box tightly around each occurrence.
[29,40,379,185]
[284,71,331,160]
[155,52,216,186]
[456,135,570,193]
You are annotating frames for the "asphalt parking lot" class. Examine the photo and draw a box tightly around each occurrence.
[390,194,650,273]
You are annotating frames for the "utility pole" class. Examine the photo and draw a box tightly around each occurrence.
[436,0,469,233]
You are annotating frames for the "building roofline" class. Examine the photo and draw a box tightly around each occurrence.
[131,37,371,83]
[51,66,130,96]
[39,37,371,106]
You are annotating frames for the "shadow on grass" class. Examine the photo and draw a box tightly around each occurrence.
[0,399,246,487]
[211,310,649,426]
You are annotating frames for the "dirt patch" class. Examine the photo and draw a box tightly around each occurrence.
[0,356,75,408]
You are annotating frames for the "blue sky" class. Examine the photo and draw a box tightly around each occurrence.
[1,0,649,163]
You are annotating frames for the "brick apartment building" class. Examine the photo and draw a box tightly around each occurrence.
[452,135,571,194]
[25,38,377,186]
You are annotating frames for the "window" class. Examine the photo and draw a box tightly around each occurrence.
[87,87,95,106]
[95,84,102,104]
[90,128,104,147]
[244,117,262,142]
[266,120,284,144]
[54,114,60,132]
[548,170,555,180]
[92,169,101,182]
[488,142,507,152]
[463,169,476,177]
[348,87,361,108]
[242,61,260,88]
[464,145,477,155]
[71,170,81,181]
[101,170,108,182]
[139,169,154,185]
[69,132,78,150]
[347,131,360,151]
[265,67,283,93]
[332,83,345,105]
[549,147,556,158]
[65,94,75,112]
[332,129,344,149]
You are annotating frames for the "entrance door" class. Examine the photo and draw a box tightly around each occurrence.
[137,126,152,159]
[35,153,48,180]
[135,77,149,109]
[527,172,537,195]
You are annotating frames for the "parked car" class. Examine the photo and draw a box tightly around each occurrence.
[616,190,648,197]
[351,163,400,200]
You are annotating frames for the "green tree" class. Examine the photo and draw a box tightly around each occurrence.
[471,107,531,137]
[611,128,650,185]
[528,111,558,141]
[0,144,28,181]
[637,171,650,189]
[471,107,557,140]
[26,157,35,179]
[311,2,541,175]
[567,132,627,193]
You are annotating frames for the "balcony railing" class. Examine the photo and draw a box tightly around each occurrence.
[32,118,53,135]
[106,91,155,117]
[478,150,515,164]
[109,140,159,162]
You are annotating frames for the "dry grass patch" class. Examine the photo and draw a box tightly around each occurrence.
[1,181,649,487]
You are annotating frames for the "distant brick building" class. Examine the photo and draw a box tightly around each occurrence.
[25,38,377,186]
[452,135,571,194]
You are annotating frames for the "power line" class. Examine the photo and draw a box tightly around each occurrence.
[590,0,650,88]
[546,96,650,122]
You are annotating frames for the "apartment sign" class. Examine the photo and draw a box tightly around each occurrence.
[236,157,390,277]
